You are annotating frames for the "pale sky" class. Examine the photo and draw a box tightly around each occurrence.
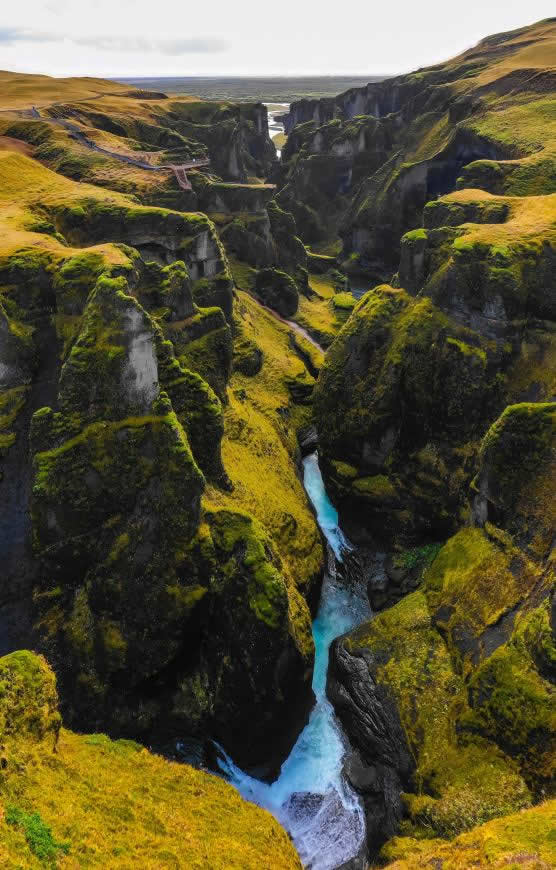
[1,1,554,78]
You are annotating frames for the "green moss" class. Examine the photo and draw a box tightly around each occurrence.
[397,542,443,571]
[52,251,105,314]
[380,799,556,869]
[352,473,397,499]
[475,403,555,556]
[445,336,486,364]
[348,589,530,840]
[315,285,499,541]
[423,528,538,672]
[254,267,299,318]
[330,459,358,480]
[332,291,356,311]
[0,385,29,458]
[0,651,60,743]
[460,600,556,788]
[208,510,287,629]
[403,228,428,242]
[177,318,233,401]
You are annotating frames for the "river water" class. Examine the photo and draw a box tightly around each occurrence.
[265,103,289,158]
[218,452,371,869]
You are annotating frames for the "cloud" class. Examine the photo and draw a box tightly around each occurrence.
[0,27,57,44]
[0,26,227,54]
[73,35,228,54]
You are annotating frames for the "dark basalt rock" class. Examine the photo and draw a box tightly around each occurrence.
[255,267,299,318]
[327,639,414,855]
[298,425,319,456]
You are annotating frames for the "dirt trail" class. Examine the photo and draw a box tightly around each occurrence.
[30,105,210,186]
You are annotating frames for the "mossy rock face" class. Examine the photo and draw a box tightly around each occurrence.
[164,362,226,482]
[330,419,554,851]
[0,300,34,393]
[254,267,299,318]
[52,251,107,315]
[233,334,264,376]
[0,651,60,743]
[57,275,161,420]
[267,199,308,271]
[460,599,556,791]
[472,402,555,558]
[220,215,276,268]
[32,405,206,686]
[192,270,234,322]
[175,310,233,402]
[314,285,503,543]
[330,527,550,850]
[30,275,209,727]
[52,198,234,317]
[158,260,195,321]
[172,509,314,767]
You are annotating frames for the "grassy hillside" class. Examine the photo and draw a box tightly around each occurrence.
[0,651,301,869]
[381,799,556,869]
[0,71,133,109]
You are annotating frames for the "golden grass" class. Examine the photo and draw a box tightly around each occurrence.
[0,71,132,110]
[203,291,323,654]
[442,189,556,247]
[441,18,556,89]
[0,149,135,265]
[291,274,349,346]
[382,799,556,869]
[0,729,301,869]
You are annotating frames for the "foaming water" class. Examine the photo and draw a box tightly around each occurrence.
[218,452,371,869]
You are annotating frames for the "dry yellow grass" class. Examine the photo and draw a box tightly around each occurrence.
[0,149,133,265]
[442,189,556,246]
[0,729,301,869]
[382,799,556,869]
[0,71,132,110]
[443,17,556,89]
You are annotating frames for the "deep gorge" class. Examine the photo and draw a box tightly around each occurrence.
[0,16,554,870]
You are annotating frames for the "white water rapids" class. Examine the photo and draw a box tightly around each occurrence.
[218,452,371,869]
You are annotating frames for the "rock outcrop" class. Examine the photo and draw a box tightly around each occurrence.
[314,186,555,547]
[306,19,556,862]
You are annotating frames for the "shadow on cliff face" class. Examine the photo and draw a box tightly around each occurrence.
[0,315,61,654]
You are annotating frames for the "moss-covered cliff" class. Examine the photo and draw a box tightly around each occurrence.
[281,18,556,275]
[0,104,323,772]
[328,401,554,856]
[300,17,556,865]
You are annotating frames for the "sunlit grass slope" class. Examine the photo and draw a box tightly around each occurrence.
[381,799,556,869]
[0,651,302,869]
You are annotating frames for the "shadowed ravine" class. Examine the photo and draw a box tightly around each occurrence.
[218,452,372,869]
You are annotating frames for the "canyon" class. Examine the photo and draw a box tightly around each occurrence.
[0,15,554,870]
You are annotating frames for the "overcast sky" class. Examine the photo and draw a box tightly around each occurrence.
[1,1,554,78]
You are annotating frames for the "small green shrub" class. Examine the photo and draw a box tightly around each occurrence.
[398,542,443,570]
[6,806,70,865]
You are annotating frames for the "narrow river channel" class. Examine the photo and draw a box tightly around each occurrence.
[218,452,371,869]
